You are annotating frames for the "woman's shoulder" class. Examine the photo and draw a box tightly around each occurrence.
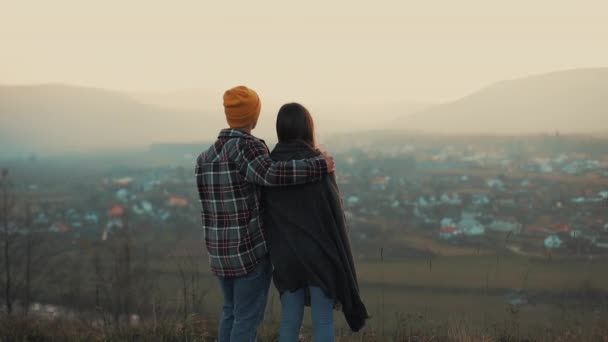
[296,149,322,159]
[270,142,321,161]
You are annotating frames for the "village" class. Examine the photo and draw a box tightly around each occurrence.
[8,134,608,261]
[334,136,608,258]
[2,134,608,340]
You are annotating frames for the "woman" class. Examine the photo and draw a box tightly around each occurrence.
[263,103,369,341]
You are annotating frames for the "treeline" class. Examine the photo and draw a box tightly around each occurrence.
[0,168,206,330]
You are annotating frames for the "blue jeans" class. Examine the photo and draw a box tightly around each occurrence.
[279,286,335,342]
[217,257,272,342]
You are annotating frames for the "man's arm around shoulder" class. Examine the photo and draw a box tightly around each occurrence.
[238,139,335,186]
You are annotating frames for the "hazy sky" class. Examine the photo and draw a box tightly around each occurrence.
[2,0,608,103]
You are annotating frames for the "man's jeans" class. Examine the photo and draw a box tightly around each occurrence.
[217,257,272,342]
[279,286,335,342]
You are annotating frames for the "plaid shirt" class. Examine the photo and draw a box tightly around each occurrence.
[195,128,328,278]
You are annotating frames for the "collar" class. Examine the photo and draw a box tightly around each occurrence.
[219,128,250,138]
[218,128,266,145]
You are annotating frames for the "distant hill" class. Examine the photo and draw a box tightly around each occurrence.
[132,89,432,135]
[131,88,220,113]
[0,84,224,155]
[3,69,606,156]
[400,68,608,134]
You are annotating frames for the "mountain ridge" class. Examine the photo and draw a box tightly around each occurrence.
[2,68,607,156]
[400,68,608,134]
[0,83,224,155]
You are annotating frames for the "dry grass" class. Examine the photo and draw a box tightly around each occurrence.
[356,255,608,291]
[2,315,608,342]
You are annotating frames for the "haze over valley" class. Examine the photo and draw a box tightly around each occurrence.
[2,68,607,156]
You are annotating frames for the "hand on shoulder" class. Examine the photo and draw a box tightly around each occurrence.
[318,148,336,173]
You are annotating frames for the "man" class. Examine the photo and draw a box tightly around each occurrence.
[195,85,335,342]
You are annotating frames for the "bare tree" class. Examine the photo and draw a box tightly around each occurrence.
[176,253,208,320]
[22,200,33,315]
[0,168,17,315]
[134,244,155,316]
[92,202,136,327]
[0,169,59,316]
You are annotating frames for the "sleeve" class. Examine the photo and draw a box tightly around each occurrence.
[238,139,328,187]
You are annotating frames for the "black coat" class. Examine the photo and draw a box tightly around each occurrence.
[262,141,369,332]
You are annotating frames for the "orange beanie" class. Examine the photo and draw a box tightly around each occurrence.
[223,85,262,128]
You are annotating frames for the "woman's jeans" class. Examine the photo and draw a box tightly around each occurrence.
[217,257,272,342]
[279,286,335,342]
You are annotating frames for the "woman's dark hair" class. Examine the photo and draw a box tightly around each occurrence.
[276,102,316,148]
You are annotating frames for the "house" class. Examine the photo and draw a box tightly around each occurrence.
[562,163,580,175]
[439,226,459,240]
[346,196,360,207]
[595,241,608,249]
[539,163,553,173]
[440,217,456,228]
[84,212,99,224]
[49,222,70,233]
[458,212,485,236]
[167,195,188,207]
[486,178,504,189]
[471,194,490,206]
[569,229,584,239]
[157,209,171,221]
[594,234,608,249]
[371,176,390,191]
[554,154,568,164]
[143,180,161,192]
[132,204,145,215]
[544,234,562,249]
[571,197,586,204]
[115,188,130,202]
[113,177,133,186]
[132,200,154,215]
[496,198,516,207]
[417,196,430,208]
[108,204,125,217]
[142,201,153,213]
[551,223,572,233]
[488,219,522,233]
[65,208,79,219]
[440,193,462,206]
[33,212,50,225]
[5,222,19,234]
[520,179,535,189]
[439,217,460,238]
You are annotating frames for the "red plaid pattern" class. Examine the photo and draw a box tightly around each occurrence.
[195,129,328,277]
